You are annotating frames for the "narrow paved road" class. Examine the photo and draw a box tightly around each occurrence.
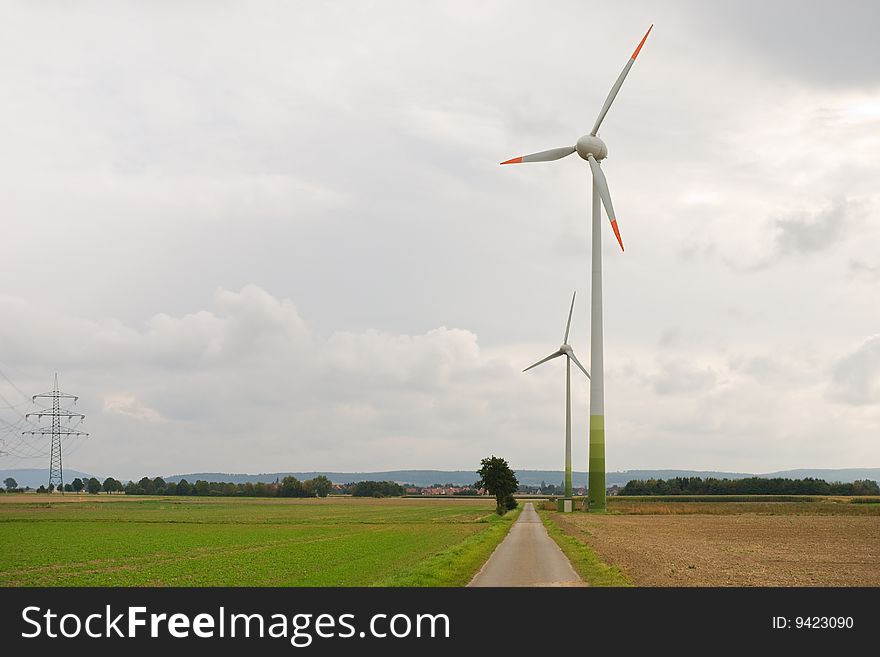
[468,502,585,587]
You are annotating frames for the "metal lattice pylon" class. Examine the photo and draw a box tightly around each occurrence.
[22,374,88,492]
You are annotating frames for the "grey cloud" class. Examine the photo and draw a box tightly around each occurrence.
[721,198,858,272]
[848,260,880,283]
[730,356,778,379]
[645,358,718,396]
[774,198,852,257]
[658,328,682,348]
[681,199,859,273]
[829,335,880,405]
[688,1,880,89]
[677,241,716,262]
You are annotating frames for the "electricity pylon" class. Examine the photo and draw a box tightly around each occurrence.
[22,374,88,493]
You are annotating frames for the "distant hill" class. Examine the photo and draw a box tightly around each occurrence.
[6,467,877,490]
[163,470,482,487]
[0,468,100,489]
[759,468,880,482]
[605,470,753,486]
[162,468,879,487]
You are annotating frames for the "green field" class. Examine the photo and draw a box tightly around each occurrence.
[0,495,516,586]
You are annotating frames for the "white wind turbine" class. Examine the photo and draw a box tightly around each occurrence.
[503,25,652,511]
[523,291,589,512]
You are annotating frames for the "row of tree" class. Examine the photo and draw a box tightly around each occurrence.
[5,474,414,498]
[349,480,404,497]
[29,478,104,494]
[620,476,880,496]
[518,481,565,495]
[9,456,521,513]
[121,475,334,497]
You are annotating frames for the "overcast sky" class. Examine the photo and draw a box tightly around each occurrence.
[1,1,879,480]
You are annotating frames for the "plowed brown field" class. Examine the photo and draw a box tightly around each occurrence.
[549,500,880,586]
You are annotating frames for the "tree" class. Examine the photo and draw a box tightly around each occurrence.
[48,483,55,493]
[63,483,73,492]
[475,456,519,515]
[102,477,121,494]
[310,475,333,498]
[86,477,101,494]
[279,476,306,498]
[4,477,17,491]
[71,478,84,493]
[351,480,403,497]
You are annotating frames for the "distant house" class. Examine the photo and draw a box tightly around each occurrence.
[607,485,621,496]
[421,486,470,496]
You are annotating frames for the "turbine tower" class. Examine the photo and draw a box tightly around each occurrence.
[523,292,589,512]
[502,25,652,511]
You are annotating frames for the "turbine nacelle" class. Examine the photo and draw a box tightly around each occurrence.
[575,135,607,162]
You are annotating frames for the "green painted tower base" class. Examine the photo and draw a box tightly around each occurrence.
[588,415,606,512]
[556,498,573,513]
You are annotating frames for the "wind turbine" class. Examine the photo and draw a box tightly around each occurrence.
[503,25,652,511]
[523,291,589,512]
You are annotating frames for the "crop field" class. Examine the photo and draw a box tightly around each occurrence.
[544,496,880,586]
[0,495,514,587]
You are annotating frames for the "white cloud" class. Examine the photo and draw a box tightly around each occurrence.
[103,393,165,423]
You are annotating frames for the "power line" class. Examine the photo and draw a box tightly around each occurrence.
[0,362,34,402]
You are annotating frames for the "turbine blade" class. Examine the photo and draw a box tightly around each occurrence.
[501,145,576,165]
[568,351,591,379]
[563,291,576,344]
[590,24,653,136]
[587,154,624,251]
[523,349,564,372]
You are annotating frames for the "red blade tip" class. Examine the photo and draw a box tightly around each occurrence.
[610,219,625,251]
[500,156,523,165]
[631,24,653,60]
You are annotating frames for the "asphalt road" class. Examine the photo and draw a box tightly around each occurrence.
[468,502,585,587]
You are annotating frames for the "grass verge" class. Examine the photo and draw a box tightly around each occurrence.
[380,507,522,587]
[537,509,631,587]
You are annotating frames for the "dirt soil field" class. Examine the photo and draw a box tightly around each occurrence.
[551,508,880,586]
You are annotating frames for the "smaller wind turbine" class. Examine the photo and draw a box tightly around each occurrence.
[524,292,590,512]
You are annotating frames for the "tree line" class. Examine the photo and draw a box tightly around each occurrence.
[3,475,412,498]
[620,476,880,496]
[119,475,336,497]
[0,477,106,495]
